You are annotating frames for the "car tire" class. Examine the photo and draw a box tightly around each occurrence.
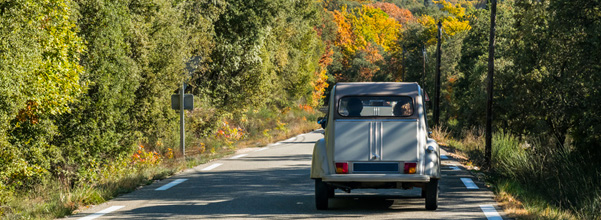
[425,179,439,210]
[315,179,329,210]
[421,187,426,198]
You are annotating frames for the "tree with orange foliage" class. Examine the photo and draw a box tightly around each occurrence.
[370,2,415,24]
[328,5,403,82]
[311,45,333,107]
[331,8,356,59]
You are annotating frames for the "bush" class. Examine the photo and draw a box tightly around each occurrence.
[491,132,601,219]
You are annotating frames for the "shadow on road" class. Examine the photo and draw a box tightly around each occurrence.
[89,144,496,219]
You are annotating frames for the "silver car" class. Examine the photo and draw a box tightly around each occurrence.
[311,82,441,210]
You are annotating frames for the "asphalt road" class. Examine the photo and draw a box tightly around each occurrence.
[66,130,506,219]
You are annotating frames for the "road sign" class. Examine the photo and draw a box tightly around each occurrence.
[171,94,194,110]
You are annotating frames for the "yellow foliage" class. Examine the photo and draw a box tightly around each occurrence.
[331,5,401,57]
[418,15,438,45]
[435,0,466,18]
[310,46,332,107]
[442,17,471,36]
[353,5,401,52]
[331,7,356,56]
[418,1,471,45]
[311,68,329,107]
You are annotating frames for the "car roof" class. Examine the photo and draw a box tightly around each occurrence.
[334,82,420,100]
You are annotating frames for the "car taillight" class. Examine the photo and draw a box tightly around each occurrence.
[336,162,349,174]
[404,162,417,174]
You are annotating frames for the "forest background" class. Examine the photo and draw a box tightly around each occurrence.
[1,0,600,219]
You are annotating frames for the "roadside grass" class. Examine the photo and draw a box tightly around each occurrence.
[0,106,322,219]
[434,127,600,219]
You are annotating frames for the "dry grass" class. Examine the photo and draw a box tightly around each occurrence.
[493,180,580,220]
[495,188,534,219]
[431,126,591,220]
[431,126,532,218]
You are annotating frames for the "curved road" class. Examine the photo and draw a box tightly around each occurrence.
[67,130,506,219]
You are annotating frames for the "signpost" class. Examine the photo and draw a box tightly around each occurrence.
[171,94,193,110]
[171,84,194,158]
[173,56,201,158]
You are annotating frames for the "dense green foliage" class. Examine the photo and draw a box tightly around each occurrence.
[0,0,326,208]
[1,0,86,193]
[1,0,600,218]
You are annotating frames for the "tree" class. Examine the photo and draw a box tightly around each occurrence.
[329,5,402,82]
[0,0,85,188]
[370,2,415,24]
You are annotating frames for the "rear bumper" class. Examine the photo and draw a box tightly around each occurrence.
[322,174,431,183]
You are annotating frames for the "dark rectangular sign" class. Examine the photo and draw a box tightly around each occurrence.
[171,94,194,110]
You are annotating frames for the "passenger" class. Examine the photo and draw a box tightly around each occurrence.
[347,98,363,117]
[394,100,413,116]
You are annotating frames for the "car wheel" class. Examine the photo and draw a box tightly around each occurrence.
[315,179,329,210]
[421,187,426,198]
[425,179,439,210]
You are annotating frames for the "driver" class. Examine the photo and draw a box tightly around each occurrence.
[347,98,363,117]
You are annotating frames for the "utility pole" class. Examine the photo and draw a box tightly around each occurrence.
[434,21,442,126]
[401,46,406,82]
[485,0,497,168]
[422,45,426,87]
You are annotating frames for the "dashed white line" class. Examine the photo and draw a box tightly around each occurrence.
[480,205,503,220]
[449,166,461,170]
[201,163,223,171]
[155,179,188,191]
[255,147,269,152]
[229,154,248,159]
[461,178,479,189]
[78,206,124,220]
[440,154,449,159]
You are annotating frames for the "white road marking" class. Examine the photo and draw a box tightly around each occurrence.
[461,178,479,189]
[440,154,449,159]
[78,206,124,220]
[155,179,188,191]
[229,154,248,159]
[449,166,461,170]
[201,163,223,171]
[255,147,269,152]
[480,205,503,220]
[270,142,281,146]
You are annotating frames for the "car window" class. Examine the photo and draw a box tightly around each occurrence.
[338,96,413,117]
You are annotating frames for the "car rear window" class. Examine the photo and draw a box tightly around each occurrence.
[338,96,414,117]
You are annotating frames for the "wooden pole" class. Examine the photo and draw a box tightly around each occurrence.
[401,46,406,82]
[422,45,426,86]
[434,21,442,126]
[485,0,497,168]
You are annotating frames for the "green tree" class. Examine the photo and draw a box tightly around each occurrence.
[0,0,85,188]
[195,0,323,112]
